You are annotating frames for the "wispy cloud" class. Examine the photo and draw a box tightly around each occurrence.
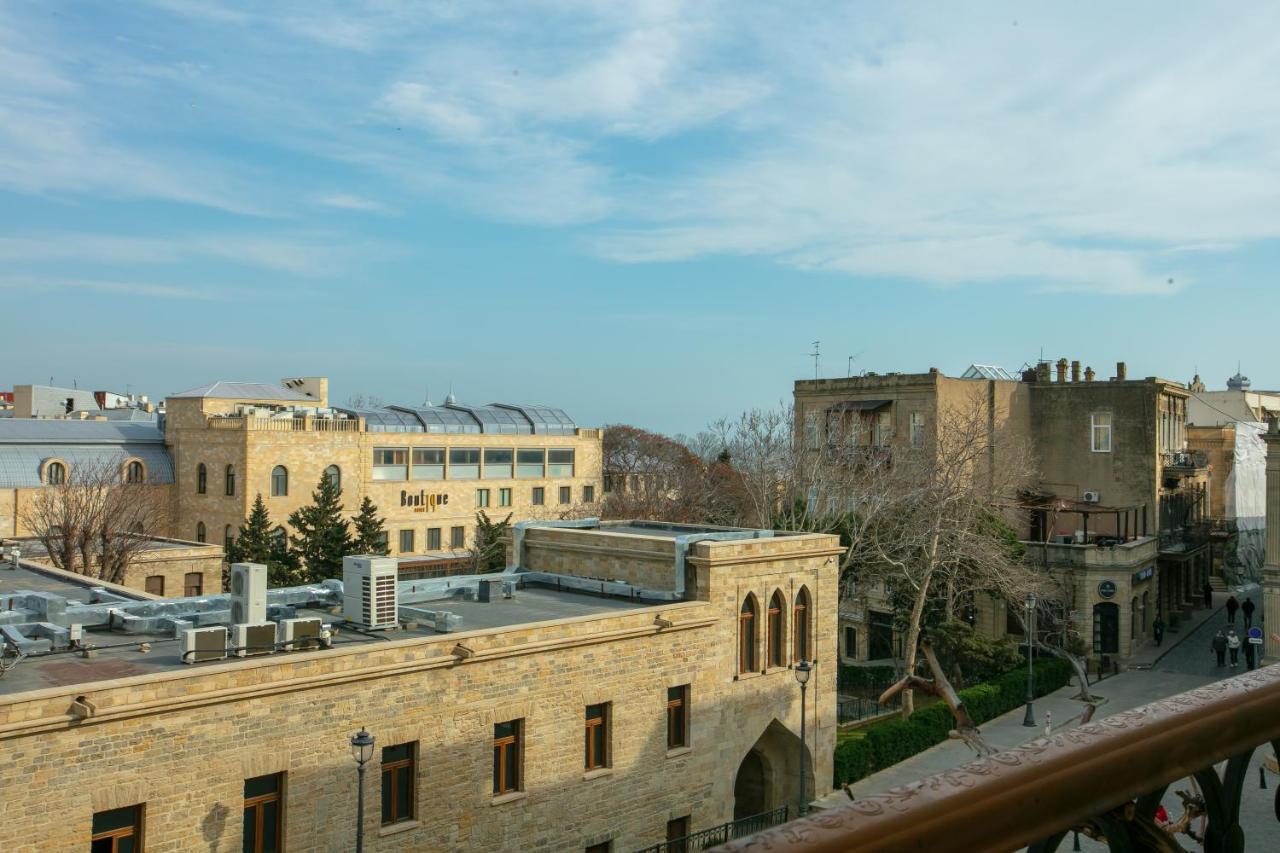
[313,193,392,214]
[0,276,227,301]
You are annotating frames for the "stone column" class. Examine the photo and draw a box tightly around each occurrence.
[1261,421,1280,664]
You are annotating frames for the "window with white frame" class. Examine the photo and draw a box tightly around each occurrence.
[1091,413,1112,453]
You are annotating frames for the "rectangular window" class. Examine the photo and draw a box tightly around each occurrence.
[399,529,415,554]
[373,447,408,481]
[381,742,416,826]
[516,448,545,478]
[909,412,925,447]
[184,572,203,597]
[547,448,575,477]
[477,488,491,508]
[844,626,857,659]
[559,486,572,505]
[874,410,893,446]
[145,575,164,596]
[91,804,143,853]
[531,486,545,506]
[242,774,283,853]
[493,720,522,794]
[448,448,480,479]
[666,685,689,750]
[450,526,465,549]
[804,411,820,447]
[499,487,512,507]
[412,447,445,480]
[1091,413,1112,453]
[584,703,610,770]
[582,485,595,504]
[483,448,514,480]
[427,528,441,551]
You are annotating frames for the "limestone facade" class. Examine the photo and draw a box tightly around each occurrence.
[0,529,841,852]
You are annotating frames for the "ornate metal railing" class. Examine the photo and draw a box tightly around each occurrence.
[635,807,789,853]
[716,665,1280,853]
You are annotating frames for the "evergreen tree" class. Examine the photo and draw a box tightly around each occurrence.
[471,510,512,573]
[288,473,352,581]
[350,496,390,556]
[226,494,303,587]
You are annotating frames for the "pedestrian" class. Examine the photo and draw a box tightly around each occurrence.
[1244,638,1256,671]
[1203,581,1213,608]
[1152,616,1165,646]
[1226,595,1239,624]
[1212,630,1227,667]
[1242,597,1256,628]
[1227,629,1241,668]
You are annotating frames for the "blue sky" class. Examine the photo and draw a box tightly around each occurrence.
[3,2,1279,434]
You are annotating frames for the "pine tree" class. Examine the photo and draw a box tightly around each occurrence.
[471,510,512,573]
[226,493,304,587]
[288,473,352,581]
[350,496,390,556]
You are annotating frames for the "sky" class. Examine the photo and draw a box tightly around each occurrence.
[3,2,1279,435]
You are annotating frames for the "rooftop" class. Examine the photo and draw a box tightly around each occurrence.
[0,420,172,488]
[334,401,577,435]
[170,380,314,401]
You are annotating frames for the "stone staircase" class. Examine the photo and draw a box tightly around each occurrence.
[1210,575,1229,592]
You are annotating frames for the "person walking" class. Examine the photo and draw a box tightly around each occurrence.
[1152,616,1165,646]
[1242,597,1256,628]
[1244,638,1256,671]
[1226,595,1239,624]
[1212,630,1227,667]
[1227,629,1241,668]
[1202,581,1213,608]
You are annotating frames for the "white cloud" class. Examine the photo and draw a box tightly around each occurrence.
[314,193,392,214]
[0,276,226,301]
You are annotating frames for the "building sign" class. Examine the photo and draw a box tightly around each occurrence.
[1131,566,1154,584]
[401,490,449,513]
[1097,580,1117,599]
[1249,627,1264,645]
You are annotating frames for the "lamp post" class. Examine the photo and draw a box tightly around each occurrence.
[1022,593,1037,727]
[794,660,812,817]
[349,728,375,853]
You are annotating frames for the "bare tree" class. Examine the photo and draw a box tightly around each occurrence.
[600,424,738,523]
[344,393,386,409]
[20,458,168,584]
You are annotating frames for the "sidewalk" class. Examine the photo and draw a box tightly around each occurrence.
[1124,593,1223,669]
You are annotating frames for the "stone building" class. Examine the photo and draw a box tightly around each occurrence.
[165,379,603,563]
[795,360,1211,665]
[0,520,841,852]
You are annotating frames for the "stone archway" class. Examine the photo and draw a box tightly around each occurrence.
[732,719,813,820]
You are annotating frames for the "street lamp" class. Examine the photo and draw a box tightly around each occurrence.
[349,728,375,853]
[794,660,812,817]
[1022,593,1037,727]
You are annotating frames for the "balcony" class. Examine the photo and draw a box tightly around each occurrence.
[205,414,360,433]
[1161,449,1209,474]
[637,807,789,853]
[716,665,1280,852]
[1022,535,1158,570]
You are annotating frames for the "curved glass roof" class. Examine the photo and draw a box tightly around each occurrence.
[333,407,424,433]
[334,402,577,434]
[498,404,577,435]
[450,404,533,435]
[389,405,481,434]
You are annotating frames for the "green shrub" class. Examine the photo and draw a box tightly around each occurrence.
[833,658,1072,787]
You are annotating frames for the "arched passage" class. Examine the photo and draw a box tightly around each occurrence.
[732,718,814,820]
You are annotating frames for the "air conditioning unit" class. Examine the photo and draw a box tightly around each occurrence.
[232,622,278,657]
[229,563,268,625]
[1082,491,1101,504]
[342,556,399,630]
[180,626,227,664]
[277,617,323,651]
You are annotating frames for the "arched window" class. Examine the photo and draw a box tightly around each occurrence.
[224,525,234,551]
[324,465,341,490]
[739,594,758,674]
[767,590,786,668]
[225,464,236,496]
[124,460,145,484]
[793,586,811,662]
[45,460,67,485]
[197,463,207,494]
[196,521,206,543]
[271,465,288,497]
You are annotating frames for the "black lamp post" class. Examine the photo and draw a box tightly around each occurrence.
[350,728,375,853]
[1022,593,1037,727]
[794,660,812,816]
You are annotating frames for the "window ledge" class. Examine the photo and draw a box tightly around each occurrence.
[735,671,763,682]
[491,791,528,806]
[582,767,614,781]
[665,746,692,760]
[378,820,420,838]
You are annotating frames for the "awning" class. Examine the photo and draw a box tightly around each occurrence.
[826,399,891,413]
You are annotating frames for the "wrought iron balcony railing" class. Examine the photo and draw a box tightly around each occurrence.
[716,665,1280,853]
[635,807,789,853]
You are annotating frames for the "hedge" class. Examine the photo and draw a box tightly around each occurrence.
[833,658,1073,787]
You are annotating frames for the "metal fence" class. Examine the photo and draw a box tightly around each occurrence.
[632,806,789,853]
[837,694,899,723]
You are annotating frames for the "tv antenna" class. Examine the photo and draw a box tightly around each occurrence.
[810,341,821,379]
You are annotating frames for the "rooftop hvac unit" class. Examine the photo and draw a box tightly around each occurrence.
[180,626,228,664]
[277,617,323,651]
[1082,491,1101,504]
[232,622,277,657]
[229,563,268,625]
[342,556,399,630]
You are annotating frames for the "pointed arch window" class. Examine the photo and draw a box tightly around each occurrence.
[793,586,812,662]
[739,595,758,674]
[767,590,786,668]
[197,463,207,494]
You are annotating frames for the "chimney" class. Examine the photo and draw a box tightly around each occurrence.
[1055,359,1068,383]
[1116,361,1127,381]
[1070,361,1081,383]
[1085,366,1096,382]
[1035,363,1051,383]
